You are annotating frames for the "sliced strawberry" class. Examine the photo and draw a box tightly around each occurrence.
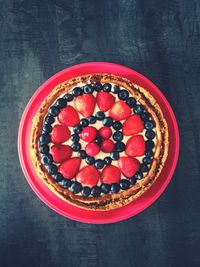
[58,106,80,126]
[59,157,81,179]
[99,126,112,139]
[125,135,145,157]
[96,92,115,112]
[118,157,140,178]
[74,94,96,117]
[50,144,72,163]
[122,114,144,136]
[101,139,115,153]
[101,165,121,184]
[80,126,97,142]
[76,166,100,187]
[85,142,100,156]
[109,100,131,121]
[51,124,70,143]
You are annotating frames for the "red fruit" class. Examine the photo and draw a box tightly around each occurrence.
[59,158,81,179]
[74,94,96,117]
[118,157,140,178]
[96,92,115,112]
[109,100,131,121]
[99,126,112,139]
[76,166,100,187]
[101,139,115,153]
[58,106,80,126]
[101,165,121,184]
[122,114,144,136]
[125,135,145,157]
[51,124,71,143]
[85,142,100,156]
[80,126,97,142]
[50,144,72,163]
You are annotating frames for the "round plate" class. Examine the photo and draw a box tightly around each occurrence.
[18,62,179,224]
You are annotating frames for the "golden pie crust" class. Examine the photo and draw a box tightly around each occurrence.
[30,74,169,210]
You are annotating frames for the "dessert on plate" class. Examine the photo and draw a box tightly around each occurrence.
[30,74,168,210]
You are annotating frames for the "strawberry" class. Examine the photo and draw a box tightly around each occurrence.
[85,142,100,156]
[50,144,72,163]
[122,114,144,136]
[109,100,131,121]
[101,165,121,184]
[118,157,140,178]
[59,157,81,179]
[51,124,71,143]
[76,166,100,187]
[125,135,145,157]
[80,126,97,142]
[101,139,115,153]
[58,106,80,126]
[74,94,96,117]
[96,92,115,112]
[99,126,112,139]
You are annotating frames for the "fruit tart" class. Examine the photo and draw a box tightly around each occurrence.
[30,74,169,210]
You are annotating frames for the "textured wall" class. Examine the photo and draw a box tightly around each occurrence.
[0,0,200,266]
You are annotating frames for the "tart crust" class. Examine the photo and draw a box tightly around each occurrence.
[30,74,169,210]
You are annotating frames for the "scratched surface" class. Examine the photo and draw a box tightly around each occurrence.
[0,0,200,266]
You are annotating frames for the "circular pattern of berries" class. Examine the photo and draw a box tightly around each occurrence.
[39,82,156,197]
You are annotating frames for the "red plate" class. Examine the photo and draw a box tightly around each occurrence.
[18,62,179,224]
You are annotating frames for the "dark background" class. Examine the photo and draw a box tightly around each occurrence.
[0,0,200,266]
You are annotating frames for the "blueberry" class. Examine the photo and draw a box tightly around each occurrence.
[59,179,72,188]
[55,98,67,108]
[134,104,144,115]
[72,142,81,152]
[145,150,154,158]
[111,85,120,93]
[95,111,105,120]
[103,117,113,126]
[145,121,155,130]
[73,125,82,134]
[53,172,63,182]
[42,123,52,133]
[46,164,58,174]
[110,151,119,160]
[83,84,94,94]
[118,89,129,100]
[103,83,111,92]
[141,112,150,122]
[70,133,80,142]
[45,115,54,124]
[145,130,155,139]
[39,144,49,154]
[70,182,82,194]
[39,133,51,144]
[104,156,112,165]
[95,136,103,145]
[140,164,149,173]
[130,176,137,185]
[126,97,136,107]
[112,121,122,130]
[78,150,87,159]
[80,118,89,127]
[101,184,111,194]
[146,140,155,150]
[85,156,95,165]
[113,131,123,141]
[48,106,60,116]
[88,116,96,124]
[72,87,83,96]
[41,154,53,165]
[93,82,102,92]
[115,142,125,152]
[120,179,130,190]
[134,171,144,180]
[91,186,101,197]
[82,186,91,197]
[111,183,120,193]
[94,159,104,169]
[142,157,152,165]
[64,93,73,101]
